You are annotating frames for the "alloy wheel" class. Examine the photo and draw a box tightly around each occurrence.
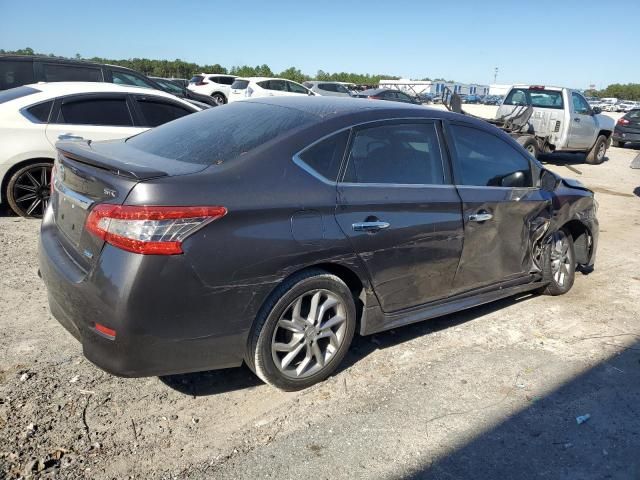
[11,165,51,218]
[597,142,606,162]
[271,289,347,379]
[550,231,571,287]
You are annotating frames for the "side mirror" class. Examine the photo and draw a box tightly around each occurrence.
[540,169,560,192]
[592,106,602,114]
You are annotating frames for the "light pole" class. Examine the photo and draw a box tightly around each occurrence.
[493,67,499,84]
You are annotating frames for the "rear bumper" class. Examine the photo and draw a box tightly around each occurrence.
[38,207,261,377]
[613,127,640,143]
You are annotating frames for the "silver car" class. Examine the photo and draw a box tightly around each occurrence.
[303,81,352,97]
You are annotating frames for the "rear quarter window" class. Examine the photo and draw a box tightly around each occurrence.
[297,130,350,182]
[24,100,53,123]
[127,102,317,166]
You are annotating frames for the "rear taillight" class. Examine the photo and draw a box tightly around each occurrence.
[85,205,227,255]
[617,118,630,126]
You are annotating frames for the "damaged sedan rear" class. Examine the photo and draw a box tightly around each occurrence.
[38,97,598,391]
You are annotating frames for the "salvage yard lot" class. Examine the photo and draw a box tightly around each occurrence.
[1,139,639,478]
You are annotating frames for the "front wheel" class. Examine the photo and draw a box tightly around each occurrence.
[585,135,607,164]
[517,136,540,159]
[542,230,575,296]
[6,162,52,218]
[246,270,356,391]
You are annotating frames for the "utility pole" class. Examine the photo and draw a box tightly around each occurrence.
[493,67,499,84]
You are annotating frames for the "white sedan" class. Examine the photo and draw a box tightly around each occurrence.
[0,82,200,217]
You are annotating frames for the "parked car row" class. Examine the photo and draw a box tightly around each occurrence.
[588,97,640,112]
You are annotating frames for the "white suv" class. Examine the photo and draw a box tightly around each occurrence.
[187,74,236,105]
[228,77,315,103]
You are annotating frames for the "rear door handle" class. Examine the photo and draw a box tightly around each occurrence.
[352,221,390,233]
[574,118,581,123]
[58,134,84,141]
[468,212,493,222]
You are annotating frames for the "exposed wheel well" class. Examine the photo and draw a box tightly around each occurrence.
[560,220,592,265]
[598,130,612,139]
[0,157,54,204]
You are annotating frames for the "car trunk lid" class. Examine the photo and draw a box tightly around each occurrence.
[51,139,206,270]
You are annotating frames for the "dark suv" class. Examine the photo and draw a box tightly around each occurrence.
[612,109,640,147]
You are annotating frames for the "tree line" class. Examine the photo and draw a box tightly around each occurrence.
[585,84,640,101]
[1,47,400,85]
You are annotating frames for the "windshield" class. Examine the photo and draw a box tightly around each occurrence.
[0,86,41,104]
[231,79,249,90]
[126,101,316,166]
[156,79,183,95]
[504,88,564,110]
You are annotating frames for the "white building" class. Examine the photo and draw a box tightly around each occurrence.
[488,84,512,96]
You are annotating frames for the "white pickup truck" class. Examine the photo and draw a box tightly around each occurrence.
[495,85,615,164]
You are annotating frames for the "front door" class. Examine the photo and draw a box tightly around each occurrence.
[445,122,549,292]
[568,91,597,150]
[335,120,464,313]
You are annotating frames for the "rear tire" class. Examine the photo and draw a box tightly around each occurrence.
[585,135,607,164]
[542,229,575,296]
[516,136,540,159]
[211,93,226,106]
[246,269,356,391]
[612,140,625,148]
[6,161,53,218]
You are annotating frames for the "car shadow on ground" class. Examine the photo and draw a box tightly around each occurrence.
[538,153,602,171]
[160,292,536,397]
[404,339,640,479]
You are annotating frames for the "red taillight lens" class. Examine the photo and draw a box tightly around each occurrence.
[617,118,630,125]
[369,96,382,100]
[95,322,116,339]
[85,205,227,255]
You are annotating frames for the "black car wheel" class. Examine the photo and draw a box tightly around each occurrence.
[211,93,226,106]
[517,136,540,159]
[612,140,625,148]
[246,269,356,391]
[6,162,52,218]
[542,229,575,296]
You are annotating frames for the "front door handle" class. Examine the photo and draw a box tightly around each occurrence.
[352,221,390,233]
[58,134,84,141]
[468,212,493,222]
[574,117,581,123]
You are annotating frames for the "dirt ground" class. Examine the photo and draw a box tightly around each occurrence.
[1,119,639,479]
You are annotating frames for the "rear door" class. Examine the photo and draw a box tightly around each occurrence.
[263,80,289,97]
[335,120,464,313]
[444,122,549,292]
[568,91,597,149]
[45,94,147,146]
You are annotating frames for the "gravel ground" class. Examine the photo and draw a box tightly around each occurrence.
[0,123,639,479]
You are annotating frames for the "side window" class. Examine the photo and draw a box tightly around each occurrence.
[135,98,193,127]
[112,71,155,89]
[298,130,350,182]
[343,123,445,185]
[572,92,591,115]
[287,82,309,94]
[396,92,413,102]
[56,97,133,126]
[318,83,337,92]
[219,76,235,85]
[383,91,397,100]
[42,64,102,82]
[449,124,533,187]
[25,101,54,123]
[0,61,35,89]
[504,89,527,106]
[268,80,287,92]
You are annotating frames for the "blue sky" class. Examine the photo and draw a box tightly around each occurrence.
[1,0,638,88]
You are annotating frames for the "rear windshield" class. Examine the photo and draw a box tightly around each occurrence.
[628,110,640,119]
[189,75,204,83]
[504,88,564,109]
[231,79,249,90]
[126,101,316,165]
[0,86,41,104]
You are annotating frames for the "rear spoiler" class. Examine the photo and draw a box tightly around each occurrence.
[57,140,168,180]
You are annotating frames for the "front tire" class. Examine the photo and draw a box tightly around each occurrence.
[246,269,356,391]
[6,162,52,218]
[542,229,575,296]
[585,135,607,164]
